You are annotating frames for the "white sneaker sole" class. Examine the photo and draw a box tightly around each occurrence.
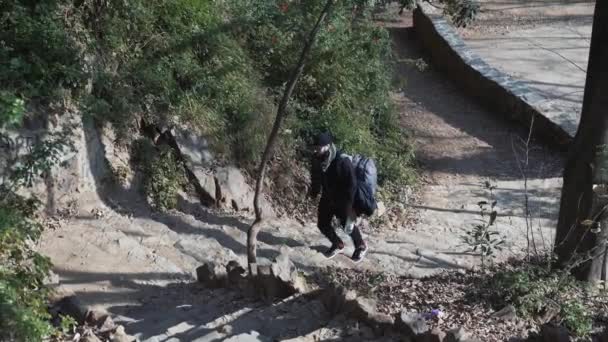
[324,248,345,259]
[351,249,368,264]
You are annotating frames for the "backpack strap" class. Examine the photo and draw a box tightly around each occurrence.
[339,151,352,161]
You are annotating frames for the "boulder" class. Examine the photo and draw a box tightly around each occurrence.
[189,168,218,205]
[84,309,109,326]
[396,311,428,337]
[215,166,250,211]
[271,253,308,293]
[250,254,309,300]
[219,324,234,335]
[164,128,276,215]
[110,325,136,342]
[166,128,216,206]
[215,166,274,216]
[196,262,227,288]
[98,315,117,334]
[320,286,394,335]
[170,128,214,167]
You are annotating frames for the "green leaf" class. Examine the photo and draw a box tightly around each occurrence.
[489,211,498,225]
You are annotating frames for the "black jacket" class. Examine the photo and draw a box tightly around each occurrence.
[310,151,357,219]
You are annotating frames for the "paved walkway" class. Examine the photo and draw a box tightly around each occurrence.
[459,0,594,138]
[391,26,563,266]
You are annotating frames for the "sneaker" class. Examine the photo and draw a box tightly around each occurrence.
[323,243,345,259]
[351,245,368,263]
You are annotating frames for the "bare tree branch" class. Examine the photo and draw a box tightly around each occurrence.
[247,0,335,275]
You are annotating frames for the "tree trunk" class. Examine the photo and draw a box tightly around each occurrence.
[554,0,608,283]
[247,0,334,275]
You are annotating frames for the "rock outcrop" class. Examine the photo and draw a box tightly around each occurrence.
[165,127,275,216]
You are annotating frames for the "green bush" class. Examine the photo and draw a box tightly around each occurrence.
[146,146,186,212]
[74,0,275,166]
[489,263,593,337]
[132,140,186,212]
[0,0,84,114]
[0,193,54,342]
[0,92,25,128]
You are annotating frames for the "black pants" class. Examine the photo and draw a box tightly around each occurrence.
[317,199,365,248]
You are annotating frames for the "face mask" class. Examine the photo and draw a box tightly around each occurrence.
[314,144,329,157]
[316,152,329,162]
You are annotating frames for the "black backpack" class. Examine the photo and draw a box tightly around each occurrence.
[342,154,378,216]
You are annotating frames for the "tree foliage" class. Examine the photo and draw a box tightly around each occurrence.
[2,0,417,186]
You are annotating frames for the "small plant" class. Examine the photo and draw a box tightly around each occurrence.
[58,314,77,335]
[461,181,505,270]
[0,92,25,128]
[561,300,592,337]
[404,58,429,72]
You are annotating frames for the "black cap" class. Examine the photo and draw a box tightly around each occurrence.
[314,132,332,146]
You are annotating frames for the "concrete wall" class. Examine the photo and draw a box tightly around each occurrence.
[412,3,572,150]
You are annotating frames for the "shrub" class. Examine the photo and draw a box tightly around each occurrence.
[0,0,84,113]
[0,192,54,341]
[146,146,186,212]
[488,262,593,337]
[132,140,186,212]
[74,0,275,166]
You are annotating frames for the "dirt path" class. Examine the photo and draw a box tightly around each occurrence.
[40,14,566,342]
[387,19,564,259]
